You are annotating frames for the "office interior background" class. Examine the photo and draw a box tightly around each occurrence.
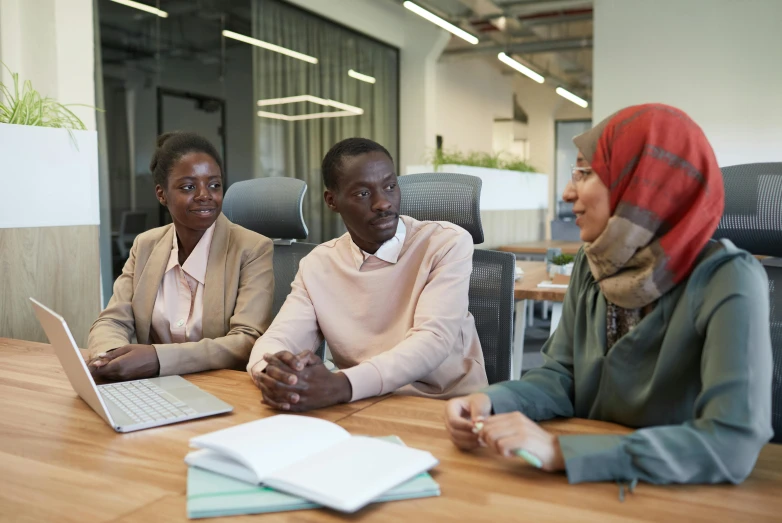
[1,0,781,348]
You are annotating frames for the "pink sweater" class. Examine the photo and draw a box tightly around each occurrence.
[247,216,488,401]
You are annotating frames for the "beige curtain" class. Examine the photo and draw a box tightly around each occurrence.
[252,0,399,243]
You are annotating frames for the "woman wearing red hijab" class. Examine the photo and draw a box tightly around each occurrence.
[445,104,773,484]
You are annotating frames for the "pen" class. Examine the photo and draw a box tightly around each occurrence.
[472,421,542,469]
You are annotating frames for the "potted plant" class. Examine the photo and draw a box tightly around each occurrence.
[406,147,549,248]
[0,63,94,134]
[430,148,538,174]
[549,254,575,284]
[1,63,100,229]
[1,63,101,346]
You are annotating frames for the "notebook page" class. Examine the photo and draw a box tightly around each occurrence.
[190,415,350,482]
[264,436,439,513]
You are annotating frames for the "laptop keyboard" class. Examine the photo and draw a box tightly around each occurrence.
[100,379,198,425]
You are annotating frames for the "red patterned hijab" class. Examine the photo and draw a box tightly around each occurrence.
[572,104,725,309]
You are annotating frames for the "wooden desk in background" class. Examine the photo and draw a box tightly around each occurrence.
[2,338,781,522]
[513,261,568,377]
[499,240,583,257]
[500,242,580,350]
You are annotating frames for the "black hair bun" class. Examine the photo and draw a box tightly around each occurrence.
[156,131,177,148]
[150,132,178,172]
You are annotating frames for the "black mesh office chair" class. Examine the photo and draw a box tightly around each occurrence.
[551,201,581,241]
[115,210,148,259]
[398,173,516,384]
[713,162,782,443]
[223,177,318,319]
[397,173,484,244]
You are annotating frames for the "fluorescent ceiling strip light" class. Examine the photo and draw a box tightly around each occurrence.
[257,95,363,115]
[111,0,168,18]
[257,110,359,121]
[403,1,479,45]
[498,52,544,84]
[222,30,318,64]
[348,69,376,84]
[556,87,589,108]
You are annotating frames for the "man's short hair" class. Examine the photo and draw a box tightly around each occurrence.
[321,138,393,190]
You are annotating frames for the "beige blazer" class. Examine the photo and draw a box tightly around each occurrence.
[88,214,274,375]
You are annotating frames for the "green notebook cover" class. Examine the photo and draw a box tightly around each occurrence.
[186,436,440,519]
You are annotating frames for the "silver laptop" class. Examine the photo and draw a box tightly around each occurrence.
[30,298,233,433]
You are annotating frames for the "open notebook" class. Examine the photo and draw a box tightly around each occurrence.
[185,415,439,513]
[186,436,440,519]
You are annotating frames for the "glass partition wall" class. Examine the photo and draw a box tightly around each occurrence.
[98,0,399,282]
[251,0,400,243]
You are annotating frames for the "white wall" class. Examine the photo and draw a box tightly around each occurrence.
[513,74,591,232]
[285,0,449,169]
[594,0,782,166]
[432,57,591,177]
[435,58,513,154]
[514,75,592,178]
[0,0,101,342]
[0,0,96,130]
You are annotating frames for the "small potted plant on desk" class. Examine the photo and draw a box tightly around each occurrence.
[549,254,575,285]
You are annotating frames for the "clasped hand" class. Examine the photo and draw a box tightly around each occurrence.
[87,344,161,382]
[445,393,565,472]
[251,350,352,412]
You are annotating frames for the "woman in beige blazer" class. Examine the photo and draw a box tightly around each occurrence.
[88,132,274,381]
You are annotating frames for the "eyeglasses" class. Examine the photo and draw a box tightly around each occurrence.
[570,165,593,184]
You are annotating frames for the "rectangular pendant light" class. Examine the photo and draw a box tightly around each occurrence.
[257,110,359,121]
[222,30,318,64]
[256,95,363,121]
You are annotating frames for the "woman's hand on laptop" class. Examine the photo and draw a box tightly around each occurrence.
[88,344,161,382]
[256,351,352,412]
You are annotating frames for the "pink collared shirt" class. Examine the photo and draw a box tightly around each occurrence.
[150,223,215,344]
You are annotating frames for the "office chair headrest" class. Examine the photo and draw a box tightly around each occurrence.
[223,177,309,240]
[713,162,782,257]
[398,172,484,244]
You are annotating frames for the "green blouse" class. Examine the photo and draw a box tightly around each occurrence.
[484,240,774,484]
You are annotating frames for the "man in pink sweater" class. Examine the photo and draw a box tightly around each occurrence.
[247,138,488,411]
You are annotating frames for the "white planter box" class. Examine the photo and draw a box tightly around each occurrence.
[405,164,548,212]
[549,262,574,279]
[0,123,99,228]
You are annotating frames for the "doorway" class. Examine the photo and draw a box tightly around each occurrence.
[554,119,592,215]
[156,88,227,226]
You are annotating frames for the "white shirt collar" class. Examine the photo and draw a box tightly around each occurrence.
[350,218,406,270]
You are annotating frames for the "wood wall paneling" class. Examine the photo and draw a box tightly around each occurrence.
[0,225,101,347]
[479,209,546,249]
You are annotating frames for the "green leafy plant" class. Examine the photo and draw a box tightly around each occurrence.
[552,254,575,266]
[430,148,537,173]
[0,62,93,132]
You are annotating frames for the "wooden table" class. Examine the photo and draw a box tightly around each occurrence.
[513,261,568,377]
[0,338,384,522]
[515,261,568,302]
[3,338,782,522]
[500,240,583,257]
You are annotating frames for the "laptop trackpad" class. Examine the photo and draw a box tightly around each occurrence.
[149,375,232,413]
